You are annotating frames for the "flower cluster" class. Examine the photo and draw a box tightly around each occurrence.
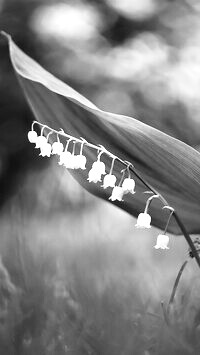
[28,122,173,250]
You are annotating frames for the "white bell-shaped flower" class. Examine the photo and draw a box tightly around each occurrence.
[64,153,75,169]
[109,186,124,201]
[87,168,102,183]
[39,143,52,157]
[102,174,116,189]
[92,160,106,175]
[68,155,78,169]
[75,155,87,170]
[122,178,135,194]
[28,130,38,143]
[52,141,64,155]
[35,136,47,149]
[58,151,72,166]
[135,212,151,228]
[154,234,169,250]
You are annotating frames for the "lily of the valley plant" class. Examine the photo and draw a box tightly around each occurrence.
[2,32,200,268]
[29,121,181,252]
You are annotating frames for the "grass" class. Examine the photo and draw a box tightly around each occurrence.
[0,161,200,354]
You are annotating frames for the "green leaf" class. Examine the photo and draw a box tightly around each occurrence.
[3,32,200,235]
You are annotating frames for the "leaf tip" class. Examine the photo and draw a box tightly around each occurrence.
[0,31,11,42]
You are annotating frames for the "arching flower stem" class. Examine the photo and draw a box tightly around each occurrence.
[144,194,159,214]
[46,131,53,142]
[162,206,174,235]
[32,120,200,269]
[72,141,76,156]
[109,157,116,175]
[31,121,37,131]
[64,138,73,152]
[40,125,46,136]
[118,169,126,187]
[80,138,87,155]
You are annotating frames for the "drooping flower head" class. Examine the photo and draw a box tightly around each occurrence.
[102,174,116,189]
[58,139,72,166]
[73,139,87,170]
[28,129,38,143]
[122,178,135,194]
[102,157,116,188]
[74,154,87,170]
[52,134,64,155]
[88,150,106,182]
[109,186,124,201]
[154,234,169,249]
[92,160,106,175]
[87,168,102,183]
[135,212,151,228]
[35,125,48,149]
[38,131,52,157]
[27,122,38,143]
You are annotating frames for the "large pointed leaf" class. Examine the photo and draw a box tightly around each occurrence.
[3,33,200,235]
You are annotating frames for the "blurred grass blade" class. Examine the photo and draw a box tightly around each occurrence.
[3,32,200,234]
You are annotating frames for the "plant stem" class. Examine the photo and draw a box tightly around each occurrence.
[167,259,188,312]
[173,213,200,268]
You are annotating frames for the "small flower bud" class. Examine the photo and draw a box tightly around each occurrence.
[154,234,169,250]
[102,174,116,189]
[28,130,38,143]
[135,212,151,229]
[109,186,124,201]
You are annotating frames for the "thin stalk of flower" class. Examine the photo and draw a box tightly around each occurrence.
[144,194,159,214]
[118,168,126,187]
[110,157,115,175]
[162,206,174,234]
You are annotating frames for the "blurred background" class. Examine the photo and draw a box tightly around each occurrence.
[1,0,200,354]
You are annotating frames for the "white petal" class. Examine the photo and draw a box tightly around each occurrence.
[102,174,116,189]
[135,213,151,228]
[92,161,106,174]
[154,234,169,249]
[35,136,47,148]
[109,186,124,201]
[87,168,102,183]
[52,141,64,155]
[122,178,135,193]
